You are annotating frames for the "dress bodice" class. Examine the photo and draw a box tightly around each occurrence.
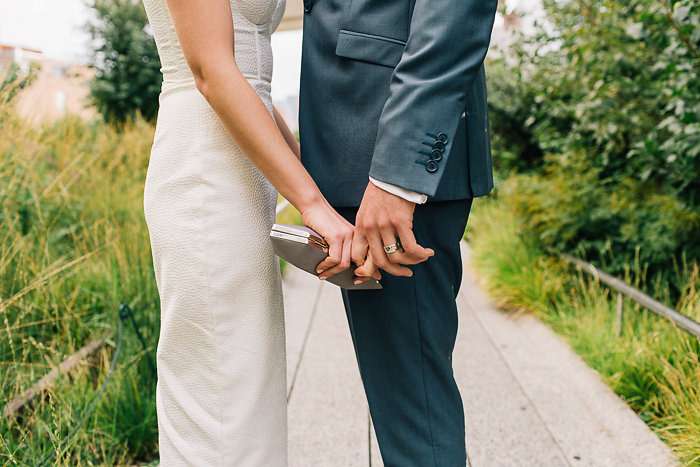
[143,0,286,93]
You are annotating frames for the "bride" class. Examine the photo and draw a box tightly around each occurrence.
[141,0,366,463]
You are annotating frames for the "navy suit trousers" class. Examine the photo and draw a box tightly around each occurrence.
[337,199,473,467]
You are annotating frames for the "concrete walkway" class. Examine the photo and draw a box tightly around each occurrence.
[284,242,679,467]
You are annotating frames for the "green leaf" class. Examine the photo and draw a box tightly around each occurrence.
[672,5,690,23]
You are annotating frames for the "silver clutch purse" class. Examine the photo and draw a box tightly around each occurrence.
[270,224,382,290]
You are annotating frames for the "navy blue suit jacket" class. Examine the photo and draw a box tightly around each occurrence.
[299,0,497,207]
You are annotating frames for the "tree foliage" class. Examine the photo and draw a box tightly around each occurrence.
[86,0,161,123]
[486,0,699,291]
[490,0,699,199]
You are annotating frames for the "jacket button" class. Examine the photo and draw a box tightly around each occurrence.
[303,0,312,12]
[433,141,445,151]
[430,149,443,161]
[426,160,439,173]
[436,133,448,143]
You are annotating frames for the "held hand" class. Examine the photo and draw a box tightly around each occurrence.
[300,199,354,280]
[352,250,382,285]
[352,182,434,278]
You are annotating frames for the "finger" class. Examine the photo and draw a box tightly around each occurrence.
[351,230,370,268]
[353,270,382,284]
[391,223,434,265]
[378,223,402,264]
[316,234,342,277]
[353,275,372,284]
[380,222,427,267]
[354,252,376,277]
[368,250,382,280]
[367,224,412,277]
[322,230,353,278]
[380,222,416,266]
[355,251,382,281]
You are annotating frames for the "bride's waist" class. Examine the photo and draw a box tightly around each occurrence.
[160,71,271,96]
[160,48,272,93]
[156,78,273,121]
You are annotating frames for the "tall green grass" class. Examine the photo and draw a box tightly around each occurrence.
[466,188,700,465]
[1,95,160,464]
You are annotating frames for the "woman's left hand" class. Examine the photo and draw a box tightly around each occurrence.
[299,199,355,280]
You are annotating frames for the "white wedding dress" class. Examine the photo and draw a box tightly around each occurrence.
[141,0,287,464]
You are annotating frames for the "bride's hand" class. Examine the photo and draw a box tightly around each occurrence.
[300,201,355,280]
[352,250,382,285]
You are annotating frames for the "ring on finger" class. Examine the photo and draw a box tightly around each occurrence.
[384,241,401,254]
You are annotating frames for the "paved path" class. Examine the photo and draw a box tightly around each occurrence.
[284,242,679,466]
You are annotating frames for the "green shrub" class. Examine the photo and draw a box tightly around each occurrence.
[485,0,699,293]
[489,0,699,201]
[499,161,699,298]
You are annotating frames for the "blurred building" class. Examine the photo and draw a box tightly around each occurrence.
[0,44,43,70]
[0,44,95,124]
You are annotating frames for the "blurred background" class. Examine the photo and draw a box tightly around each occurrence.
[1,0,698,465]
[0,0,304,126]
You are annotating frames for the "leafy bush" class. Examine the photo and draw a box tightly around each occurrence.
[486,0,699,290]
[490,0,699,201]
[500,161,699,297]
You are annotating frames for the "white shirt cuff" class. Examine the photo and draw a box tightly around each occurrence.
[369,177,428,204]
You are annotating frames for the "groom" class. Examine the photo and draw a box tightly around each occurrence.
[299,0,497,464]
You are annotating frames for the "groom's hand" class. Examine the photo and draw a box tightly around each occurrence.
[352,182,434,278]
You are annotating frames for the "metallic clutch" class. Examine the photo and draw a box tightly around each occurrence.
[270,224,382,290]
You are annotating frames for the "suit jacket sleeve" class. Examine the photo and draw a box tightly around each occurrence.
[368,0,498,197]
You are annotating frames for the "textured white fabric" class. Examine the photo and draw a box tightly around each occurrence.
[369,176,428,204]
[142,0,288,465]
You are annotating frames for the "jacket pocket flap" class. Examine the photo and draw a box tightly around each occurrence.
[335,30,406,68]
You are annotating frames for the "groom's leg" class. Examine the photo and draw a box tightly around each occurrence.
[338,199,472,467]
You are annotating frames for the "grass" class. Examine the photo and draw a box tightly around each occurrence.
[0,80,303,464]
[465,187,700,465]
[1,95,160,465]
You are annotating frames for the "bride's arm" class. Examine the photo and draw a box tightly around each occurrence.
[165,0,355,278]
[273,105,301,161]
